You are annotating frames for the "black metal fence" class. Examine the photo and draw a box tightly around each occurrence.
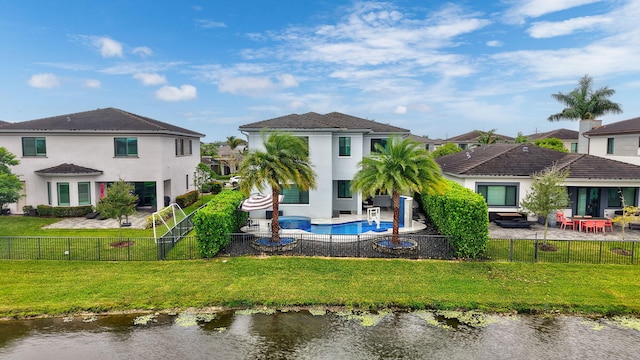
[486,238,639,265]
[220,233,454,260]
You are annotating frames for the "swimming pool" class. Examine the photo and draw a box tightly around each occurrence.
[310,220,395,235]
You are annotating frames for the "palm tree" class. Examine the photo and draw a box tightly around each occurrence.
[548,74,622,122]
[514,132,529,144]
[476,129,500,145]
[351,136,447,244]
[238,132,316,243]
[226,135,247,150]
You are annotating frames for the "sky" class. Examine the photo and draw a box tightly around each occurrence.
[1,0,640,142]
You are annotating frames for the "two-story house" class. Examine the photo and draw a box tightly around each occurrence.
[0,108,203,214]
[582,117,640,166]
[238,112,410,219]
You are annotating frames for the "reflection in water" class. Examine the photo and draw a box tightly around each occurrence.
[1,311,640,360]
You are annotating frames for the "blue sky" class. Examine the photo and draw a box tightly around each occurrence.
[1,0,639,142]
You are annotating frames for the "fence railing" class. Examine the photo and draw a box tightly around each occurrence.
[156,209,197,260]
[486,238,638,265]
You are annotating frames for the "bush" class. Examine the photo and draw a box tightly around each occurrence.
[175,190,199,208]
[421,180,489,258]
[36,205,94,217]
[192,191,247,257]
[200,181,223,194]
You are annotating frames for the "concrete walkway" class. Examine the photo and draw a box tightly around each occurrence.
[43,211,152,230]
[490,221,640,241]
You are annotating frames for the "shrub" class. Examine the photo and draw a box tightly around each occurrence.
[36,205,94,217]
[421,180,489,258]
[192,191,247,257]
[175,190,199,208]
[201,181,223,194]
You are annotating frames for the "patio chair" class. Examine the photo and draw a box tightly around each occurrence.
[556,211,564,223]
[582,220,596,233]
[559,216,575,230]
[604,218,614,232]
[594,219,606,233]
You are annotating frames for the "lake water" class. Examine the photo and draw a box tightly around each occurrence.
[1,310,640,359]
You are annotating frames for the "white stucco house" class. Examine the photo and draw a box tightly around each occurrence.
[581,117,640,166]
[435,143,640,220]
[238,112,410,219]
[0,108,203,214]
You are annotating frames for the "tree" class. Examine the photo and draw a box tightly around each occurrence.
[351,136,447,244]
[96,179,139,239]
[226,135,247,150]
[200,142,219,157]
[0,147,22,212]
[238,132,316,243]
[534,138,567,152]
[514,132,529,144]
[548,74,622,122]
[431,142,462,158]
[194,163,217,199]
[476,129,500,145]
[519,164,570,244]
[612,192,640,240]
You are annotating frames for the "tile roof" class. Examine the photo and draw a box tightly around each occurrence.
[34,163,103,175]
[527,128,579,140]
[238,112,410,133]
[445,130,515,142]
[583,117,640,136]
[0,108,204,137]
[435,143,640,180]
[0,120,9,127]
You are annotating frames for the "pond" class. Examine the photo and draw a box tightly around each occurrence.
[1,310,640,359]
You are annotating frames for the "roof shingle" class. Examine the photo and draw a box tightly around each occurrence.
[239,112,409,133]
[35,163,103,175]
[583,117,640,136]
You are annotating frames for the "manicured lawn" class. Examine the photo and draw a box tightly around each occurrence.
[1,257,640,318]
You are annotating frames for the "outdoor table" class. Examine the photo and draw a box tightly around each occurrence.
[570,217,607,232]
[496,212,524,220]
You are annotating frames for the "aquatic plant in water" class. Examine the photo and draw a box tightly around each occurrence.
[134,314,157,326]
[174,313,217,327]
[336,310,390,327]
[611,316,640,331]
[436,310,498,328]
[309,308,326,316]
[235,308,277,316]
[82,315,97,323]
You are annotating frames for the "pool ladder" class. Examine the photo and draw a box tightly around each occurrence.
[367,207,381,229]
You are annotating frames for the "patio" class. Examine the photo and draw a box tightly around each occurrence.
[490,221,640,241]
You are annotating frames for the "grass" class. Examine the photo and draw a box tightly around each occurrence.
[1,257,640,318]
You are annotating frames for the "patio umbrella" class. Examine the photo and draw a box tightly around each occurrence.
[240,193,284,212]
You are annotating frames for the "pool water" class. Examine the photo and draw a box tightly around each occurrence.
[311,220,395,235]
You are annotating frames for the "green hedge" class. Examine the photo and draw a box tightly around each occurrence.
[192,191,247,257]
[421,180,489,258]
[176,190,199,208]
[145,206,174,229]
[200,181,223,194]
[36,205,94,217]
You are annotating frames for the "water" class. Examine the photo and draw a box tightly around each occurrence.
[1,310,640,360]
[311,220,395,235]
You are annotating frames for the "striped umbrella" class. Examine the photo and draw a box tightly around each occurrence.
[240,193,284,212]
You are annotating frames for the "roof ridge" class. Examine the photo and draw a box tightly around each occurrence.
[452,143,520,173]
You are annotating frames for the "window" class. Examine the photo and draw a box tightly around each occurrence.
[281,185,309,204]
[339,137,351,156]
[425,144,430,151]
[57,183,70,206]
[114,137,138,157]
[570,143,578,153]
[607,138,614,154]
[370,138,388,152]
[175,138,192,156]
[608,188,637,207]
[47,182,51,205]
[78,182,91,205]
[337,180,352,198]
[186,174,189,190]
[477,184,517,206]
[459,143,468,150]
[22,137,46,156]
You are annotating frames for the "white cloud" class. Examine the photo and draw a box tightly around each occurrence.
[132,46,153,57]
[394,106,407,114]
[133,72,167,86]
[196,19,227,28]
[28,73,60,89]
[84,79,101,88]
[155,85,197,101]
[94,36,123,58]
[486,40,503,47]
[527,15,612,38]
[218,74,299,95]
[505,0,603,23]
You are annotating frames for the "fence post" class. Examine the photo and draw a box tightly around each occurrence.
[567,240,571,263]
[599,241,603,264]
[37,238,41,259]
[7,238,10,259]
[356,235,360,257]
[67,238,71,260]
[509,239,514,262]
[534,238,538,262]
[632,242,636,265]
[127,238,131,261]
